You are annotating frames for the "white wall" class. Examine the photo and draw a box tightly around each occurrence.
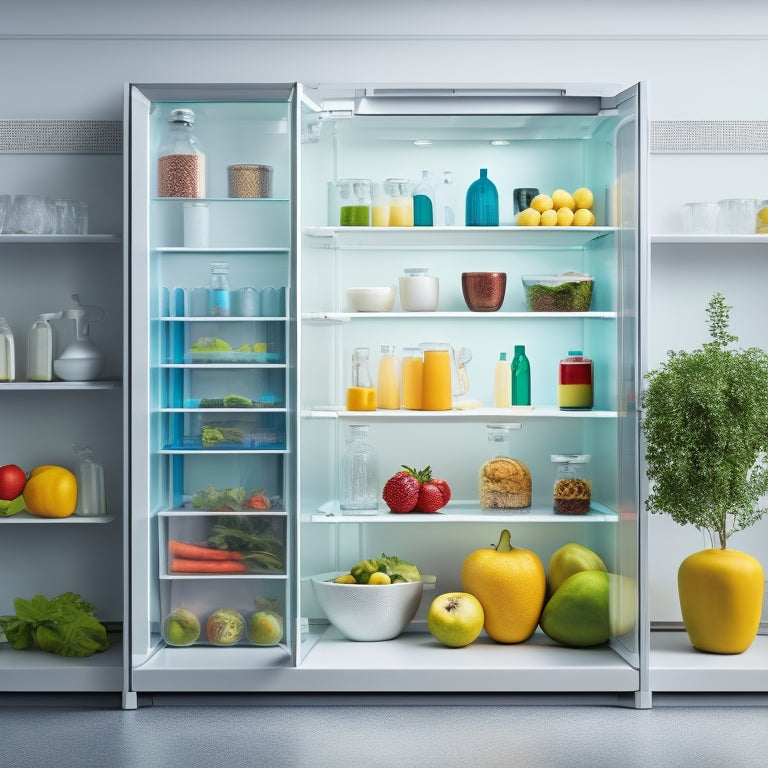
[3,0,767,623]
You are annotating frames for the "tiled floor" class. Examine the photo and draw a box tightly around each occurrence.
[3,698,768,768]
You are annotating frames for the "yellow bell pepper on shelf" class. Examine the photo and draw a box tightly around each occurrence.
[22,465,78,518]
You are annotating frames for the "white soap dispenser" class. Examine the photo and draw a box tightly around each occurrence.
[53,295,105,382]
[28,312,62,382]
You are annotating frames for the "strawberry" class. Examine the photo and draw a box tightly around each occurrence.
[415,482,446,513]
[429,477,451,505]
[382,467,420,513]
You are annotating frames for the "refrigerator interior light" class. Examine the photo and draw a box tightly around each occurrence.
[413,139,433,146]
[490,139,510,146]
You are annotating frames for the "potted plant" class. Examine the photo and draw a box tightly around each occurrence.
[641,292,768,653]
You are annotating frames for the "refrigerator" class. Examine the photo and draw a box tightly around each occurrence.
[127,82,648,706]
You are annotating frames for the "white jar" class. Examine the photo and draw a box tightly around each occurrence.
[399,267,439,312]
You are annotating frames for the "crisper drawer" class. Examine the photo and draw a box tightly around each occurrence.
[160,513,286,577]
[163,411,286,450]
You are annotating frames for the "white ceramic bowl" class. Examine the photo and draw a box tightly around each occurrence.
[346,286,396,313]
[311,571,425,641]
[53,357,103,381]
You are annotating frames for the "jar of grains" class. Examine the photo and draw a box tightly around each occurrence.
[551,454,591,515]
[158,108,206,198]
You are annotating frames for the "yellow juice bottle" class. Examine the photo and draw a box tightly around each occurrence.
[376,345,401,409]
[401,348,423,409]
[346,347,376,411]
[421,344,452,410]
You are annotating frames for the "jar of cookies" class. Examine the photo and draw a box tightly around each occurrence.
[478,424,531,512]
[551,454,591,515]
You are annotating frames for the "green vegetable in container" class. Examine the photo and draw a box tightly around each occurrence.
[191,336,232,352]
[350,554,421,584]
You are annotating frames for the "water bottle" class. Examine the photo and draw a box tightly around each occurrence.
[208,261,231,317]
[28,312,61,382]
[339,424,379,514]
[511,345,531,406]
[74,445,106,516]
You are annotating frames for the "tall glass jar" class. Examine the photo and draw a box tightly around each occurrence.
[339,424,379,514]
[207,261,231,317]
[551,454,591,515]
[158,108,206,198]
[346,347,376,411]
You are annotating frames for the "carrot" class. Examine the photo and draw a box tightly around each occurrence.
[168,540,243,561]
[170,557,248,574]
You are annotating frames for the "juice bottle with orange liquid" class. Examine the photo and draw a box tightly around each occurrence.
[401,347,423,409]
[346,347,376,411]
[420,342,453,410]
[376,345,401,409]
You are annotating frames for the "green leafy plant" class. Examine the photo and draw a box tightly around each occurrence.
[640,293,768,548]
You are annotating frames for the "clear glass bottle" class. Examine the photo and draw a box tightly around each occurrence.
[466,168,499,226]
[376,345,401,409]
[346,347,376,411]
[28,312,62,382]
[0,318,15,382]
[158,107,206,198]
[74,445,106,517]
[434,170,457,226]
[511,345,531,406]
[412,170,434,227]
[208,261,231,317]
[339,424,379,514]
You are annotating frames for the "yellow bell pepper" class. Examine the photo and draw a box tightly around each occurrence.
[23,465,78,518]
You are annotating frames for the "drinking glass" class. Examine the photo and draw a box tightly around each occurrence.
[682,202,719,234]
[6,195,55,234]
[0,195,11,233]
[717,198,760,234]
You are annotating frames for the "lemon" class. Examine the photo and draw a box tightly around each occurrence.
[756,206,768,225]
[573,208,595,226]
[573,187,594,210]
[334,573,356,584]
[556,207,575,226]
[516,207,541,226]
[552,189,576,211]
[540,209,558,226]
[369,572,392,585]
[530,194,554,213]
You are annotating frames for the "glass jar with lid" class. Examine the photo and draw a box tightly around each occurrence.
[551,454,591,515]
[399,267,439,311]
[478,424,531,512]
[158,108,206,198]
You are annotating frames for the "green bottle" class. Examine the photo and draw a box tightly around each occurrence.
[511,345,531,406]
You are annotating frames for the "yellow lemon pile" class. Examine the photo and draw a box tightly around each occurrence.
[517,187,595,227]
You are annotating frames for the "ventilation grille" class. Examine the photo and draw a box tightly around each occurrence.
[0,119,121,154]
[650,120,768,154]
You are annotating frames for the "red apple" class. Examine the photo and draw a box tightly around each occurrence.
[0,464,27,501]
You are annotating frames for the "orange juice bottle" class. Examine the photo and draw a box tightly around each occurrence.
[420,342,452,410]
[346,347,376,411]
[401,347,423,409]
[376,345,401,409]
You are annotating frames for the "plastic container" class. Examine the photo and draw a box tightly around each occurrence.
[339,424,379,514]
[558,350,593,410]
[346,347,376,411]
[551,454,591,515]
[522,273,594,312]
[158,108,205,198]
[493,352,511,407]
[376,345,401,409]
[465,169,499,226]
[399,268,439,312]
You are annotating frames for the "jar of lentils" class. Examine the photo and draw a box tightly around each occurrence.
[551,454,591,515]
[158,108,206,198]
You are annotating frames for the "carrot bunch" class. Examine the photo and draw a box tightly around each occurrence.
[169,540,247,574]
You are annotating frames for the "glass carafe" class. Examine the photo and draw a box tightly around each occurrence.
[339,424,379,514]
[346,347,376,411]
[158,107,206,198]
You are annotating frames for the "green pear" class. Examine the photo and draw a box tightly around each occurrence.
[546,542,607,599]
[540,570,636,647]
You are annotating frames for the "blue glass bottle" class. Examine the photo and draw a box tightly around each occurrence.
[465,168,499,226]
[412,170,434,226]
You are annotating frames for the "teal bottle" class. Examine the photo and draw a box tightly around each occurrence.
[412,170,434,226]
[465,168,499,226]
[511,345,531,406]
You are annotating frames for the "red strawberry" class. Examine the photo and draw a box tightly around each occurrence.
[430,477,451,505]
[415,482,446,513]
[382,467,420,513]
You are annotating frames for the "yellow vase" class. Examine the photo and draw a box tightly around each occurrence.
[678,548,764,654]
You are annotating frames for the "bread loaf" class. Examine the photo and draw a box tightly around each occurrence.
[479,457,531,510]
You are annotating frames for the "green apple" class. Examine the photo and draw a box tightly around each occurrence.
[546,542,607,599]
[247,610,284,646]
[427,592,484,648]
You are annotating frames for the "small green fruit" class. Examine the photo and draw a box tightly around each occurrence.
[162,607,201,646]
[247,610,284,645]
[206,608,245,645]
[547,542,607,598]
[427,592,485,648]
[0,495,26,517]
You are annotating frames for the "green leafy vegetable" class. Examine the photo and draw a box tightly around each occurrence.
[350,554,421,584]
[207,516,284,573]
[0,592,109,657]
